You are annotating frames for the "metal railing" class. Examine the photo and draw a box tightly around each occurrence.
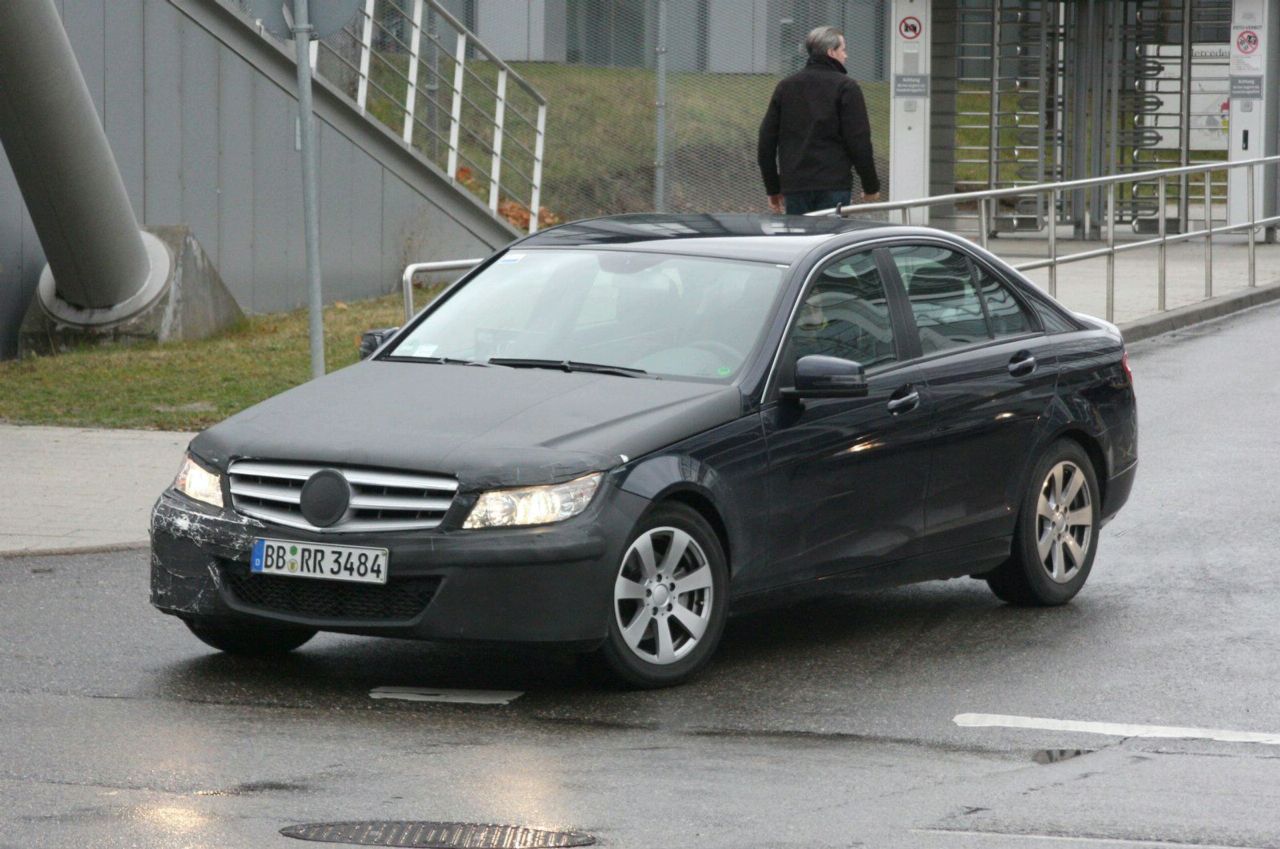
[817,155,1280,322]
[256,0,548,234]
[401,259,481,322]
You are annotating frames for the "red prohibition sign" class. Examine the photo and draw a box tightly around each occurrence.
[899,16,922,40]
[1237,30,1259,54]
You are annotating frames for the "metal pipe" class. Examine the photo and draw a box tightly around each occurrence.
[987,3,1002,191]
[403,0,424,144]
[1248,162,1257,287]
[1178,0,1192,233]
[401,259,482,322]
[488,69,507,212]
[293,0,325,379]
[1106,0,1120,185]
[446,33,466,179]
[1048,188,1058,297]
[654,0,668,212]
[356,0,375,110]
[979,198,990,250]
[1106,181,1115,321]
[0,0,151,309]
[529,103,546,234]
[1158,175,1167,310]
[1204,170,1212,298]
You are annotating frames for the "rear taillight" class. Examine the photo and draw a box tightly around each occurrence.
[1121,350,1133,385]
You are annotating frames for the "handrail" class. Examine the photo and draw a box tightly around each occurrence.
[401,259,482,322]
[812,156,1280,322]
[250,0,549,235]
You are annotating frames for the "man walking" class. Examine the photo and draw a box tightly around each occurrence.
[758,26,881,215]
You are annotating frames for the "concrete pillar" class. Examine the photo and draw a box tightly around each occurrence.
[0,0,151,310]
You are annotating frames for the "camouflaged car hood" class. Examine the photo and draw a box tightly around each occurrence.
[189,359,744,490]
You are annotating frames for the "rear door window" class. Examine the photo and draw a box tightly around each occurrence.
[975,265,1035,338]
[888,245,990,354]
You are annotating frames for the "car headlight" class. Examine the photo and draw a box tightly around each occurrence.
[173,454,224,509]
[463,473,602,529]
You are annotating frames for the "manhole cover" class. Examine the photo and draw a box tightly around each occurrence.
[280,821,596,848]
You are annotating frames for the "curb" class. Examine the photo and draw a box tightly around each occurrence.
[1118,280,1280,344]
[0,541,149,560]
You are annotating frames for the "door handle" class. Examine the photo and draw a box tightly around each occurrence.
[1008,352,1037,376]
[886,388,920,415]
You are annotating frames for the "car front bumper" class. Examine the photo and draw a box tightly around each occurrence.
[149,487,646,645]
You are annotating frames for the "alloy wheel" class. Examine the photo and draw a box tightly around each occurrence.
[613,526,714,665]
[1036,460,1094,584]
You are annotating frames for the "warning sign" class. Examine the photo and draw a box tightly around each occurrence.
[899,16,922,40]
[1232,25,1264,74]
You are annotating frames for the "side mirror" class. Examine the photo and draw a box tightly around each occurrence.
[782,355,869,399]
[358,327,399,360]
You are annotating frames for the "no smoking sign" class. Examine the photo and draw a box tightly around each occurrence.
[899,16,922,40]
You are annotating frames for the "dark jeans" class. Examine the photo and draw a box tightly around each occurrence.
[785,189,852,215]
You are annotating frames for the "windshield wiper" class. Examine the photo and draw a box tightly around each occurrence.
[487,357,651,378]
[392,355,489,366]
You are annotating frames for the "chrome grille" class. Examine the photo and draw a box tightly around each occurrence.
[228,460,457,533]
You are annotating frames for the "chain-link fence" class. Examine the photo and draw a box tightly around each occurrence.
[529,0,889,220]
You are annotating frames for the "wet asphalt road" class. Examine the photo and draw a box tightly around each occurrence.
[4,301,1280,849]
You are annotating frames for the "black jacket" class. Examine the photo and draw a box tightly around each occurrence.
[757,55,880,197]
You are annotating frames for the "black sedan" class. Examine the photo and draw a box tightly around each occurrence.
[150,213,1137,687]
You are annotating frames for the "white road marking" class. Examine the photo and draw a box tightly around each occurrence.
[917,828,1266,848]
[369,687,523,705]
[954,713,1280,745]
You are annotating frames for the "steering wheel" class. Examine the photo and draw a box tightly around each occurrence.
[687,340,745,362]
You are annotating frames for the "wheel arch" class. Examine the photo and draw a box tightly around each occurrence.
[615,453,738,576]
[1050,427,1108,505]
[659,487,732,575]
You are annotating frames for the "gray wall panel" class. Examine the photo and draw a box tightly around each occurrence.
[708,0,753,73]
[351,150,386,296]
[383,172,492,286]
[217,53,256,305]
[143,2,183,224]
[318,122,357,302]
[104,0,146,213]
[63,0,106,122]
[179,21,221,250]
[251,75,303,313]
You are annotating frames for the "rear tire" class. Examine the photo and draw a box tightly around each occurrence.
[987,440,1100,606]
[184,618,316,655]
[598,503,729,688]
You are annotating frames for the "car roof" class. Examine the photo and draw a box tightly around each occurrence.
[518,213,923,265]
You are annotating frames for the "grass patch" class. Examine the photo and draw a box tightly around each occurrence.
[0,293,419,432]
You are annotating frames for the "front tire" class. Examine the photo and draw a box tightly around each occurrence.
[987,440,1100,606]
[184,618,317,655]
[598,503,729,688]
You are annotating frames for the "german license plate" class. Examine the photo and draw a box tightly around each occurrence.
[250,538,388,585]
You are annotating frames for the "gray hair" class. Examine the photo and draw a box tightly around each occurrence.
[805,25,843,58]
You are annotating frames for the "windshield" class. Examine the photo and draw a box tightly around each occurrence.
[388,249,788,382]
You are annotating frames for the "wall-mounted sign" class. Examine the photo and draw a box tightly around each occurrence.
[898,16,922,40]
[894,74,929,97]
